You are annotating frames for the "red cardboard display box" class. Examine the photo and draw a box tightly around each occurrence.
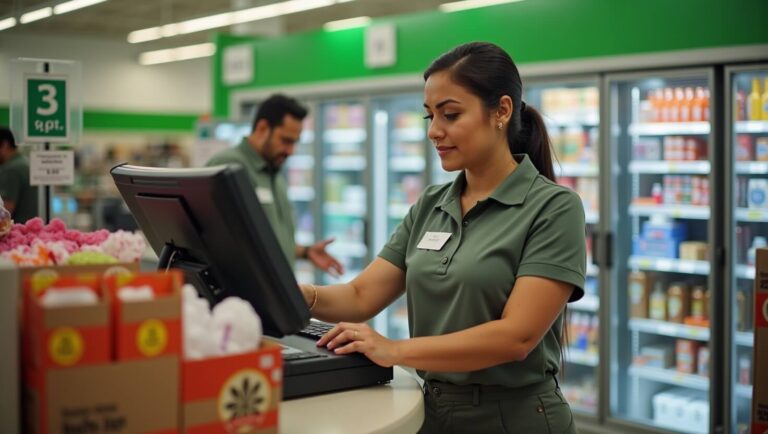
[25,356,179,434]
[182,340,283,434]
[104,271,182,361]
[24,272,110,369]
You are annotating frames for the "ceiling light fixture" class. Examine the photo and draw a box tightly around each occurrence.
[138,42,216,65]
[0,17,16,31]
[323,16,370,31]
[128,0,345,44]
[19,7,53,24]
[53,0,107,15]
[439,0,525,13]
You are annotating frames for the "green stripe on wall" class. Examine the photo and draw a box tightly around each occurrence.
[0,107,198,132]
[83,111,198,131]
[213,0,768,117]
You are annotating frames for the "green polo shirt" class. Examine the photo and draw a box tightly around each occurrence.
[0,153,39,223]
[206,139,296,266]
[379,154,586,387]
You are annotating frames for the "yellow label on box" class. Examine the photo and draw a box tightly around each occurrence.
[48,327,83,366]
[137,319,168,357]
[31,269,59,295]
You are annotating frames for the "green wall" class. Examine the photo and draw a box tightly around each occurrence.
[0,107,198,133]
[213,0,768,117]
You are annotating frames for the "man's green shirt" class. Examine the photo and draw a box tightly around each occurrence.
[206,139,296,266]
[379,154,586,388]
[0,153,39,223]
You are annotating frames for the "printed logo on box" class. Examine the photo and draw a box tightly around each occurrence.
[137,319,168,357]
[756,292,768,329]
[218,369,272,428]
[48,327,84,366]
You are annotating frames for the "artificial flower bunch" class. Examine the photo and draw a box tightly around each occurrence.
[0,217,146,266]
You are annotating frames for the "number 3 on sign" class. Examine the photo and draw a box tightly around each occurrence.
[36,83,58,116]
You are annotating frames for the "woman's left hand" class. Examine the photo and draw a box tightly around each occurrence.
[316,322,401,368]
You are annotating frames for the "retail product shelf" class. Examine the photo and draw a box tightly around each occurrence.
[555,163,599,177]
[296,230,315,246]
[328,241,368,258]
[628,122,710,136]
[628,365,709,390]
[585,210,599,224]
[393,127,426,142]
[735,331,754,347]
[572,294,599,312]
[323,128,367,143]
[628,160,711,174]
[629,256,710,275]
[735,161,768,174]
[735,208,768,222]
[390,156,426,172]
[586,263,599,277]
[565,348,599,367]
[287,186,315,202]
[388,203,411,220]
[628,204,710,219]
[545,113,599,127]
[324,156,367,171]
[628,318,709,341]
[285,155,315,170]
[324,202,366,217]
[734,120,768,133]
[736,265,756,280]
[735,384,754,398]
[300,130,315,144]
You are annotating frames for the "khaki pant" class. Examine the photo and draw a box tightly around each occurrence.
[419,376,577,434]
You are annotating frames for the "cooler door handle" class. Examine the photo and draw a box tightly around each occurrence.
[591,231,600,266]
[604,232,613,268]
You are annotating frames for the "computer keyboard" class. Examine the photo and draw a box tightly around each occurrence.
[295,321,335,341]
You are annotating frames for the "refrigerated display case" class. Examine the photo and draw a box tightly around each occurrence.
[288,112,319,284]
[370,94,428,339]
[607,70,715,434]
[727,64,766,434]
[526,80,601,415]
[319,100,370,284]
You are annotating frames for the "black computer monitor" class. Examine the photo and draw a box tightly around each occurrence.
[110,163,310,337]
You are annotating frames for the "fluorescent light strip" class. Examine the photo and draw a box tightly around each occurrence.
[20,7,53,24]
[439,0,525,13]
[0,17,16,31]
[139,42,216,65]
[324,16,370,31]
[128,0,344,44]
[53,0,107,15]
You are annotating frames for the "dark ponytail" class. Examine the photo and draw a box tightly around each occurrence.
[510,105,556,182]
[424,42,556,182]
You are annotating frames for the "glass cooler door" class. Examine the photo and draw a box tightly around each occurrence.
[726,64,767,434]
[526,80,601,415]
[607,69,715,434]
[319,100,370,285]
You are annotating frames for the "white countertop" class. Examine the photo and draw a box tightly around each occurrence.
[279,366,424,433]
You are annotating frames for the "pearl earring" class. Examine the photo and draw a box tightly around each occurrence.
[497,122,503,130]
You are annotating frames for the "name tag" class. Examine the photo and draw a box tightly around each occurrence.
[417,232,452,251]
[256,187,274,204]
